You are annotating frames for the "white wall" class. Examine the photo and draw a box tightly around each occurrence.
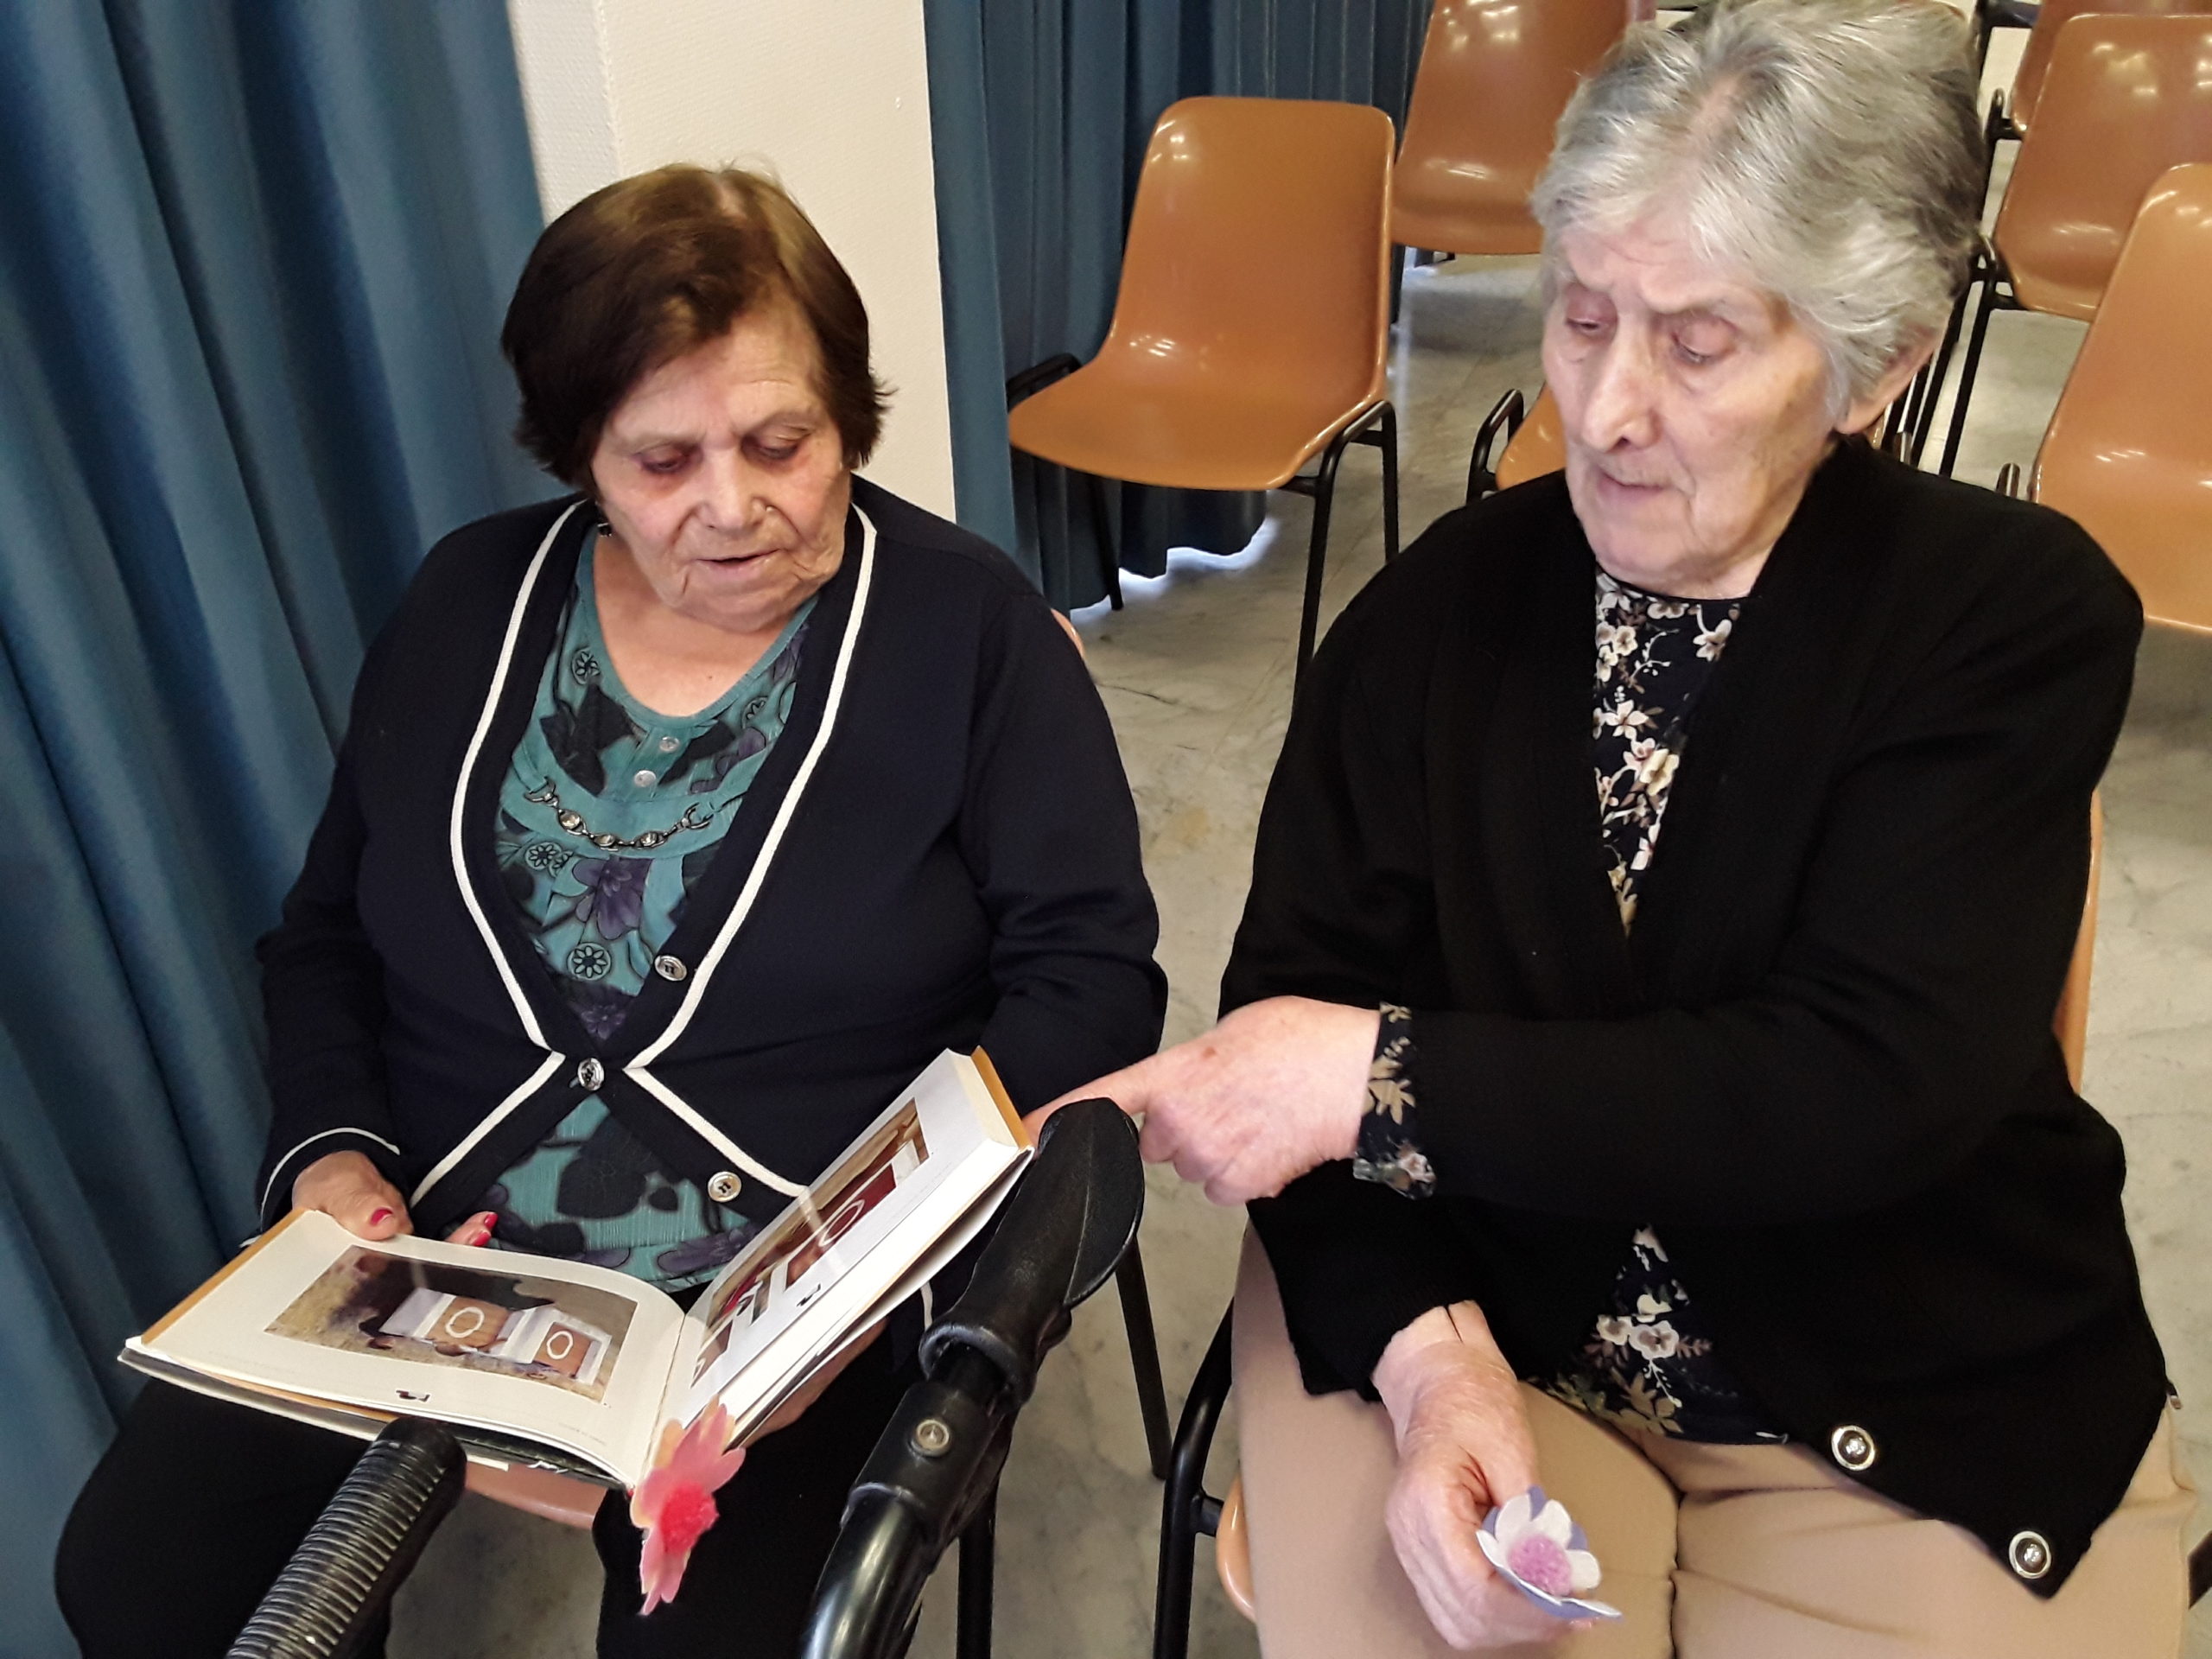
[505,0,958,518]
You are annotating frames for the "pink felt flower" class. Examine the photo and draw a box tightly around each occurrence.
[630,1403,746,1613]
[1476,1487,1622,1622]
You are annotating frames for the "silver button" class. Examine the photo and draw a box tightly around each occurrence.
[653,954,688,982]
[657,735,680,753]
[2008,1530,2051,1580]
[1829,1425,1878,1471]
[706,1170,742,1204]
[575,1058,604,1091]
[632,768,658,787]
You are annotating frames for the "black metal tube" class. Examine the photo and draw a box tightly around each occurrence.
[1116,1244,1173,1480]
[956,1484,998,1659]
[1153,1311,1234,1659]
[226,1419,463,1659]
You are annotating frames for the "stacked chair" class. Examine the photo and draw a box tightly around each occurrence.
[1988,0,2212,146]
[1007,98,1399,683]
[1390,0,1625,262]
[2005,163,2212,634]
[1932,11,2212,474]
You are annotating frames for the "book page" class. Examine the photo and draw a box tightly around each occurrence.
[130,1211,685,1484]
[671,1050,1029,1432]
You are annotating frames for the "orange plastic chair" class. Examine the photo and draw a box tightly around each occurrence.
[1465,385,1566,500]
[1007,97,1399,680]
[2030,164,2212,632]
[1390,0,1626,257]
[1999,0,2212,139]
[1936,14,2212,474]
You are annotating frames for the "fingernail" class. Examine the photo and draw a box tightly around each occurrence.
[368,1208,394,1228]
[469,1212,496,1244]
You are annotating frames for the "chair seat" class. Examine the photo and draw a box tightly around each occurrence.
[2036,458,2212,632]
[1009,354,1381,493]
[1389,177,1541,258]
[1999,226,2113,321]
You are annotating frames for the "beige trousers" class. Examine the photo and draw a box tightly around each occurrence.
[1232,1233,2197,1659]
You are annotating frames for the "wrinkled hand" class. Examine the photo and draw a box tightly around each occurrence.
[1037,997,1377,1205]
[292,1151,493,1246]
[1374,1305,1580,1650]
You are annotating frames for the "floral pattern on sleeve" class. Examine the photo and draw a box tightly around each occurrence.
[1352,1003,1435,1198]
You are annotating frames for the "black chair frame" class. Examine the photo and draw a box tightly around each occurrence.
[1931,240,2024,478]
[1466,385,1529,503]
[1153,1307,1233,1659]
[1007,357,1401,690]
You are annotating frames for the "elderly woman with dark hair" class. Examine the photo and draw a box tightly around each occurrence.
[1077,3,2192,1655]
[58,165,1164,1658]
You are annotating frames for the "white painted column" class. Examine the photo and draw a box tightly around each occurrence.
[505,0,958,519]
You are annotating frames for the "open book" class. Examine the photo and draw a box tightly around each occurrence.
[124,1051,1032,1491]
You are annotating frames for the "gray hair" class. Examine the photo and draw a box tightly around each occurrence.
[1530,0,1985,410]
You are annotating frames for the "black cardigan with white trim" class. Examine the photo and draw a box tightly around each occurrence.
[254,479,1166,1243]
[1231,441,2167,1595]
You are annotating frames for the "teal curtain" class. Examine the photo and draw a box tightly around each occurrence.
[925,0,1430,610]
[0,3,545,1651]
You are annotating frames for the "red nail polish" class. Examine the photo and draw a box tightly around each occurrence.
[368,1208,394,1228]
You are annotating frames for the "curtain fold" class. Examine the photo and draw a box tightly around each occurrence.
[925,0,1432,611]
[0,5,543,1652]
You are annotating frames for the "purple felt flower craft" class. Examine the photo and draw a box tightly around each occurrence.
[1476,1487,1623,1622]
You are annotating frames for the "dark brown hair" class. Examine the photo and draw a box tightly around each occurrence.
[501,164,887,487]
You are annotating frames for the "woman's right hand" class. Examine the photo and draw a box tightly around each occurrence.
[1373,1303,1580,1650]
[292,1153,498,1247]
[293,1150,411,1240]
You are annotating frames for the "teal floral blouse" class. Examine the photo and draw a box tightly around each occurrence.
[484,536,812,1290]
[1354,567,1786,1444]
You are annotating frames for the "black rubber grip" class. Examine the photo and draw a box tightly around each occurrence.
[227,1418,464,1659]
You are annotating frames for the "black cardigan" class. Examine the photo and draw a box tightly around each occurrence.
[256,479,1165,1251]
[1230,440,2165,1595]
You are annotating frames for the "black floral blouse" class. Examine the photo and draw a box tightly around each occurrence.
[1354,567,1788,1444]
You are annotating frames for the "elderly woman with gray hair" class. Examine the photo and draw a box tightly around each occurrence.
[1069,2,2192,1654]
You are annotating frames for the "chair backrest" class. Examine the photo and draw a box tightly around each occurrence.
[2033,163,2212,631]
[1497,387,1567,490]
[1994,14,2212,320]
[2011,0,2212,132]
[1389,0,1625,256]
[2052,794,2104,1090]
[1096,97,1392,419]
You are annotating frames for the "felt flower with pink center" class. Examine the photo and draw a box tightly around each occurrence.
[630,1404,746,1613]
[1476,1487,1623,1621]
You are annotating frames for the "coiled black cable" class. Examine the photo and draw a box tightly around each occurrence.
[227,1417,464,1659]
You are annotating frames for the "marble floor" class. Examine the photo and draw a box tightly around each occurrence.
[389,127,2212,1659]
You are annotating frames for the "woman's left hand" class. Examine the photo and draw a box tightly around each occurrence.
[1038,996,1377,1205]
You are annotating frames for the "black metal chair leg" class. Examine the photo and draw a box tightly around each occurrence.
[1912,253,1980,465]
[1154,1310,1234,1659]
[1294,436,1349,687]
[1117,1244,1173,1479]
[1378,403,1401,560]
[1938,276,2002,478]
[1084,469,1124,610]
[1389,244,1408,326]
[956,1482,998,1659]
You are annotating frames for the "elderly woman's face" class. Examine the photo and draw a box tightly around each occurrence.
[589,303,850,635]
[1543,213,1873,597]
